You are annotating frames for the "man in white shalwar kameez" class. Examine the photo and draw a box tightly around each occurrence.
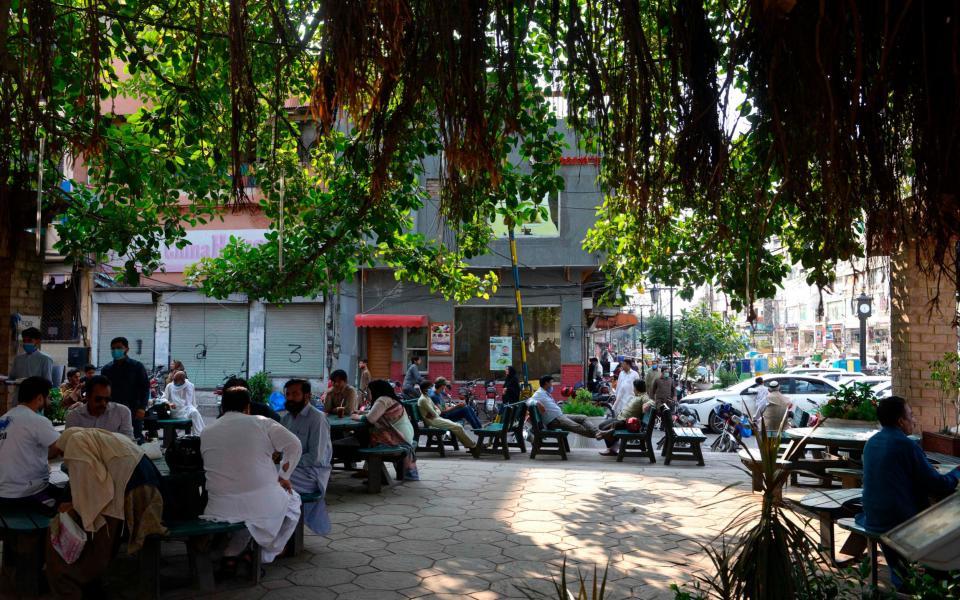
[200,387,302,563]
[280,379,332,535]
[162,371,204,434]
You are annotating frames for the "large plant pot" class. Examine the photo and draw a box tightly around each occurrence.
[922,431,960,456]
[824,418,878,429]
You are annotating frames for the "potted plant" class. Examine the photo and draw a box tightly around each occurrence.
[818,382,879,427]
[562,390,606,448]
[923,352,960,455]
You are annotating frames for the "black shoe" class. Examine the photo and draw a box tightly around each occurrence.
[470,444,485,458]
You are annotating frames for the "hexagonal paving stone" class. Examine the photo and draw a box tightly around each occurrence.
[420,573,490,595]
[287,567,356,587]
[328,537,388,552]
[352,570,422,591]
[370,553,435,572]
[442,542,503,559]
[398,527,454,541]
[359,513,410,526]
[347,524,399,538]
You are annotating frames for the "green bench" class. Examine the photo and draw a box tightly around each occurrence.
[661,413,707,466]
[358,446,406,493]
[837,517,884,588]
[824,467,864,489]
[528,404,570,460]
[402,401,459,456]
[612,419,656,463]
[284,491,323,558]
[473,402,524,459]
[140,519,258,599]
[0,509,52,596]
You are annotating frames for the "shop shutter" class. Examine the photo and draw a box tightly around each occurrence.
[264,304,325,378]
[366,328,393,382]
[169,304,249,389]
[97,304,157,369]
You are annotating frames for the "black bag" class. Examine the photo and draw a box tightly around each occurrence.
[148,403,172,421]
[160,471,207,522]
[164,435,204,473]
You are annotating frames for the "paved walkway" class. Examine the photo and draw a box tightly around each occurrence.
[145,440,757,600]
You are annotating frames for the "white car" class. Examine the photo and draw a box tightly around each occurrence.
[680,374,840,433]
[785,367,846,376]
[820,371,865,383]
[871,380,893,399]
[836,375,890,388]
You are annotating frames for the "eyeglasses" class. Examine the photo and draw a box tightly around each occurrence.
[93,396,111,402]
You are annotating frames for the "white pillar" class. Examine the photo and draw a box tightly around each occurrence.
[248,300,266,375]
[155,300,171,369]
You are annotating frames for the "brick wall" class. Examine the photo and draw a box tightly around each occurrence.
[428,360,453,384]
[891,240,959,433]
[390,361,403,383]
[0,233,45,412]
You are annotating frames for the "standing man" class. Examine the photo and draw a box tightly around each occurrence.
[281,379,332,536]
[644,364,660,396]
[600,348,612,377]
[402,355,424,398]
[201,387,302,567]
[324,370,358,416]
[586,357,602,393]
[650,368,676,409]
[100,337,149,441]
[528,375,598,439]
[613,358,640,415]
[752,377,770,419]
[357,358,372,407]
[64,374,135,439]
[0,377,65,514]
[8,327,55,388]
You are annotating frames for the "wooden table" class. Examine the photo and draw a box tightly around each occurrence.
[797,487,864,566]
[784,426,881,454]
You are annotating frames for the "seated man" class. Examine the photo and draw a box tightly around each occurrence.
[281,379,332,535]
[428,378,482,429]
[161,370,204,434]
[323,369,358,416]
[0,377,65,514]
[201,387,302,570]
[59,368,84,410]
[528,375,598,439]
[858,396,960,589]
[417,386,482,457]
[222,376,282,422]
[65,374,135,439]
[596,379,655,456]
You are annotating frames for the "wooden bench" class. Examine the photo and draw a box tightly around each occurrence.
[402,401,458,456]
[140,519,258,599]
[613,419,656,463]
[358,446,406,493]
[528,405,570,460]
[797,488,864,566]
[473,402,523,460]
[285,491,323,558]
[837,517,884,588]
[661,413,706,466]
[502,401,528,454]
[0,509,51,596]
[824,467,864,489]
[738,448,791,492]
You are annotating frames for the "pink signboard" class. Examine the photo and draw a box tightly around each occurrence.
[160,229,269,272]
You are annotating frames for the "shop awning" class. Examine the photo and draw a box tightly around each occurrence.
[354,314,428,328]
[593,313,639,330]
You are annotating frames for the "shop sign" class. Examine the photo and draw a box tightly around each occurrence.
[430,322,452,355]
[490,336,513,370]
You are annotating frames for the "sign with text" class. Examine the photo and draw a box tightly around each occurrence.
[490,336,513,371]
[160,229,269,272]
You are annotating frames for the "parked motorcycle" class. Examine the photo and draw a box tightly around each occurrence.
[710,403,745,453]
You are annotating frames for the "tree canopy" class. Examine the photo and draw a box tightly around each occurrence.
[2,1,957,307]
[643,309,746,376]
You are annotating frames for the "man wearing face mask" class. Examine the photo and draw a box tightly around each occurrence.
[8,328,55,398]
[101,337,150,441]
[280,379,332,535]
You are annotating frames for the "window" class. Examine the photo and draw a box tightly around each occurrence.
[454,306,561,380]
[491,192,561,238]
[793,379,833,394]
[826,300,845,322]
[405,327,428,372]
[41,277,80,341]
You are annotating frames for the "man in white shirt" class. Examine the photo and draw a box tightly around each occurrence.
[0,377,65,514]
[201,386,302,569]
[753,377,770,419]
[162,371,204,434]
[613,358,641,415]
[528,375,599,439]
[65,375,135,439]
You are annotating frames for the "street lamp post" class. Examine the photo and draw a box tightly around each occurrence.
[669,287,674,375]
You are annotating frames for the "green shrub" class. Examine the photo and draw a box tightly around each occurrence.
[247,371,273,405]
[573,388,593,404]
[561,400,606,417]
[820,382,878,421]
[46,387,67,424]
[717,368,739,389]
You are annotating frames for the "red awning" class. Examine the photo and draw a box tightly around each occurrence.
[354,314,428,328]
[593,313,639,330]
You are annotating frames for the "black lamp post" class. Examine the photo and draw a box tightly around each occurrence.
[853,292,872,372]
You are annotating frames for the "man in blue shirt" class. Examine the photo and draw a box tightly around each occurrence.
[428,378,482,429]
[281,378,332,535]
[528,375,598,439]
[859,395,960,588]
[101,336,150,441]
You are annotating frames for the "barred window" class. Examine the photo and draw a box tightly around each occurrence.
[41,276,81,341]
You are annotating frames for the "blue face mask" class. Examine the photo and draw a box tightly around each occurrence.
[22,343,36,354]
[111,348,126,360]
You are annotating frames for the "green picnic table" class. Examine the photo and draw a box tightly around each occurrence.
[328,415,368,432]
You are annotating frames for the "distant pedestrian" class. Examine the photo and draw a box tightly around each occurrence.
[586,357,602,393]
[613,359,640,415]
[600,349,612,377]
[502,366,521,405]
[357,358,371,406]
[101,337,150,441]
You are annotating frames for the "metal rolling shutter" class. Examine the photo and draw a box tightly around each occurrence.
[169,304,250,389]
[97,304,156,369]
[264,304,325,378]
